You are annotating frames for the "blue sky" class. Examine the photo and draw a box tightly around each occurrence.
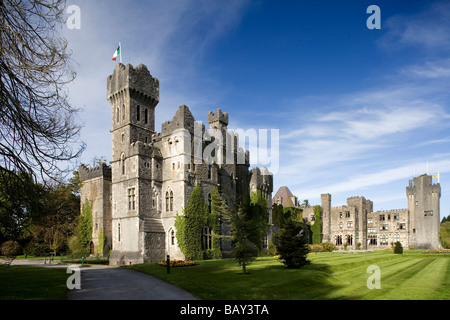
[63,0,450,217]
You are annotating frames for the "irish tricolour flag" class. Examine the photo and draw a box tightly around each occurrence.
[112,44,121,62]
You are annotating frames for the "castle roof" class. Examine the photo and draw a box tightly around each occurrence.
[272,186,297,207]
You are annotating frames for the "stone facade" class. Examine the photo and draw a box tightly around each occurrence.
[274,174,441,250]
[80,63,273,265]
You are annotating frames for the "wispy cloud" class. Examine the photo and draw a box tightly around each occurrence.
[379,1,450,50]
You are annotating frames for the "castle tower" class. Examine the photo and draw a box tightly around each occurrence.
[107,63,165,265]
[79,163,112,256]
[321,194,331,242]
[407,174,441,249]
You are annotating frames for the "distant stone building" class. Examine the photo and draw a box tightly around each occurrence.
[80,63,273,265]
[273,174,441,249]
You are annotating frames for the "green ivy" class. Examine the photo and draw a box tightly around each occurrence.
[311,205,322,244]
[175,184,222,260]
[78,199,92,250]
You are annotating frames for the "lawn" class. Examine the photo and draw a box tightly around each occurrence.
[128,250,450,300]
[0,265,68,300]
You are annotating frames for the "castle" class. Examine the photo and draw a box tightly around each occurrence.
[79,63,273,265]
[273,174,441,249]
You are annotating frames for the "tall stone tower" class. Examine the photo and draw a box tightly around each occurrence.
[321,193,331,243]
[107,63,165,264]
[406,174,441,249]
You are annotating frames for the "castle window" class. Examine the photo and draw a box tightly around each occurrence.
[137,105,140,121]
[128,188,136,210]
[171,230,175,246]
[424,210,433,216]
[121,153,126,175]
[336,235,343,246]
[118,223,121,242]
[345,211,351,218]
[122,104,125,120]
[170,191,173,211]
[165,192,169,211]
[347,221,353,228]
[144,108,148,124]
[116,107,120,123]
[399,223,406,230]
[207,164,211,179]
[202,226,212,250]
[379,214,385,221]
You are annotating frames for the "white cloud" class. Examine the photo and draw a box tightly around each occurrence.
[380,1,450,50]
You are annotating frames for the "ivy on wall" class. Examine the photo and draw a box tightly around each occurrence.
[79,199,92,250]
[175,184,222,260]
[311,205,322,244]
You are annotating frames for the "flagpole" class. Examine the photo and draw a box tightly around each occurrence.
[119,42,122,63]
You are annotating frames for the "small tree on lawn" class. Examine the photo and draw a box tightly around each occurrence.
[394,241,403,254]
[275,220,310,269]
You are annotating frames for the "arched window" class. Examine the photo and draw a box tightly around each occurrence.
[165,191,169,212]
[122,104,125,120]
[202,226,212,250]
[171,230,175,246]
[144,108,148,124]
[170,191,174,211]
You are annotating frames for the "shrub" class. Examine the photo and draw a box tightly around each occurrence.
[320,242,337,252]
[158,260,195,267]
[1,241,22,257]
[394,241,403,254]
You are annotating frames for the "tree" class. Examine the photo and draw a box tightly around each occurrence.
[221,191,269,274]
[0,0,84,243]
[394,241,403,254]
[0,0,84,187]
[224,202,258,274]
[31,181,79,255]
[0,170,45,243]
[275,220,310,269]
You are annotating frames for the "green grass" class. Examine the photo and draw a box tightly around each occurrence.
[0,266,68,300]
[128,250,450,300]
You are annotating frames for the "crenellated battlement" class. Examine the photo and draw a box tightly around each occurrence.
[107,63,159,103]
[79,163,111,181]
[208,108,229,127]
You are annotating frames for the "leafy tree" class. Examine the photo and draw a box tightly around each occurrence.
[0,170,45,243]
[31,181,79,255]
[275,220,310,268]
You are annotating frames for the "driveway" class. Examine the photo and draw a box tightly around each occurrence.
[8,260,198,300]
[67,266,199,300]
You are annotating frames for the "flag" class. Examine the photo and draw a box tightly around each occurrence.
[433,174,439,178]
[112,45,121,61]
